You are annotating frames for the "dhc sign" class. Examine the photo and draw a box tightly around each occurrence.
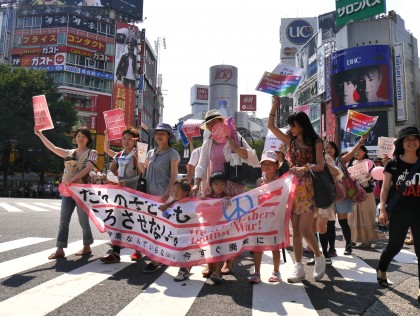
[286,19,313,45]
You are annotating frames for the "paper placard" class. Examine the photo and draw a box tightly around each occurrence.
[33,95,54,131]
[182,119,203,137]
[103,108,126,141]
[377,137,395,158]
[263,129,287,151]
[347,161,369,181]
[137,142,148,164]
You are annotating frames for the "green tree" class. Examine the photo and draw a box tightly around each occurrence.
[0,64,77,187]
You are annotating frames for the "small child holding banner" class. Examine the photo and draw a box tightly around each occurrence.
[249,150,282,283]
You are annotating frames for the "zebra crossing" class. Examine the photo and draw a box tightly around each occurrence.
[0,235,418,315]
[0,199,61,213]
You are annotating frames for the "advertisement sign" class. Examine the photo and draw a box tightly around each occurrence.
[22,34,58,46]
[240,95,257,111]
[335,0,386,27]
[286,19,313,45]
[196,87,208,101]
[33,95,54,132]
[112,22,140,127]
[318,11,340,44]
[293,104,311,116]
[103,108,126,141]
[67,33,106,52]
[394,43,407,122]
[339,110,388,156]
[331,45,393,113]
[317,45,325,95]
[12,53,66,67]
[295,33,318,83]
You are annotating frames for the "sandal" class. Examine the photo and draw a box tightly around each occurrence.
[221,259,234,275]
[404,238,414,245]
[202,263,214,278]
[268,271,282,283]
[100,252,121,264]
[48,252,65,260]
[210,272,223,284]
[249,272,261,284]
[75,249,92,256]
[376,268,389,288]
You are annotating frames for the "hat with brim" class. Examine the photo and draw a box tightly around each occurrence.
[151,123,176,142]
[394,126,420,146]
[260,150,279,163]
[200,109,226,130]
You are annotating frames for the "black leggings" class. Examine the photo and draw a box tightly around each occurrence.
[377,212,420,287]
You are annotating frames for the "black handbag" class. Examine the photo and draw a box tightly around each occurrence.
[310,146,336,208]
[136,174,147,192]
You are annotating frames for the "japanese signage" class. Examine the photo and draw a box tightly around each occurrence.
[263,129,287,152]
[331,45,393,113]
[67,33,105,52]
[239,95,257,111]
[336,0,386,27]
[33,95,54,132]
[12,53,66,67]
[103,108,126,141]
[22,33,58,46]
[394,43,407,122]
[63,174,294,267]
[317,45,325,95]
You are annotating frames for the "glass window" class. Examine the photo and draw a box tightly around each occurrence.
[58,32,66,45]
[105,42,114,54]
[24,17,32,28]
[16,17,24,29]
[13,36,22,47]
[67,53,76,64]
[34,16,42,27]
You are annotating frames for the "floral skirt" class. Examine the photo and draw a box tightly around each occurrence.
[292,177,316,215]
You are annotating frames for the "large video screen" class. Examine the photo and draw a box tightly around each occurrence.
[330,45,393,113]
[21,0,143,20]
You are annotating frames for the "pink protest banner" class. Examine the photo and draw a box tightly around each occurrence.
[345,110,378,136]
[103,108,126,141]
[62,174,295,268]
[182,119,203,137]
[33,95,54,131]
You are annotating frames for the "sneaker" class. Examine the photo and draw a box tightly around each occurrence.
[143,262,159,274]
[210,272,223,284]
[313,255,326,281]
[249,272,261,284]
[174,268,190,282]
[344,244,352,255]
[306,258,315,266]
[287,263,305,283]
[268,271,282,282]
[359,243,372,249]
[100,253,120,264]
[130,251,142,261]
[325,257,332,267]
[327,249,337,257]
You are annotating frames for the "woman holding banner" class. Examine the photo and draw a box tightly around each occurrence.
[348,145,379,248]
[138,123,180,273]
[268,96,326,283]
[35,128,96,260]
[100,127,141,264]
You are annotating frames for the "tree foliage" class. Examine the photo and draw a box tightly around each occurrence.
[0,64,77,185]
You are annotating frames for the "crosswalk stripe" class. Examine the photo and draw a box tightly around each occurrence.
[15,202,50,212]
[33,202,61,210]
[0,240,108,280]
[331,247,388,283]
[0,202,23,212]
[0,237,53,253]
[117,264,207,316]
[0,248,133,316]
[252,251,317,316]
[393,249,418,264]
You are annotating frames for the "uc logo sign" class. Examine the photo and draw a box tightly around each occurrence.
[286,19,313,45]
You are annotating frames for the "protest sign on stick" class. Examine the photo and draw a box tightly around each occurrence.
[103,108,126,141]
[33,95,54,131]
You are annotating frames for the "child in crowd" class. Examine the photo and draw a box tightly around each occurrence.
[202,172,231,283]
[249,150,282,283]
[158,178,192,282]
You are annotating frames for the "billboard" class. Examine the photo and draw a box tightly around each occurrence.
[112,22,140,130]
[239,95,257,112]
[22,0,143,20]
[335,0,386,27]
[318,11,340,44]
[295,32,318,84]
[339,110,388,156]
[330,45,393,113]
[393,43,407,122]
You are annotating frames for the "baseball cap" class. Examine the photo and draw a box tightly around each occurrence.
[260,150,279,163]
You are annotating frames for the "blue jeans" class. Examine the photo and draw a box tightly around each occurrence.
[377,212,420,287]
[56,196,94,248]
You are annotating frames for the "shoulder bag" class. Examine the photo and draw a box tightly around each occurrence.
[136,173,147,192]
[386,158,420,213]
[309,145,336,209]
[338,159,367,203]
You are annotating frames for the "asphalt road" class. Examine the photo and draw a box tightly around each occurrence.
[0,198,418,316]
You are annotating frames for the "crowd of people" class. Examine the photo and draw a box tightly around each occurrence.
[34,99,420,301]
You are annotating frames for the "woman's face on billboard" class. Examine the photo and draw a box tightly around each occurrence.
[363,70,382,102]
[343,80,356,105]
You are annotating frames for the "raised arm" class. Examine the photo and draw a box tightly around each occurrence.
[340,133,369,165]
[268,96,291,145]
[34,129,67,158]
[103,129,118,157]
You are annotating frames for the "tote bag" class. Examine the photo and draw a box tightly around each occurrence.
[310,161,336,209]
